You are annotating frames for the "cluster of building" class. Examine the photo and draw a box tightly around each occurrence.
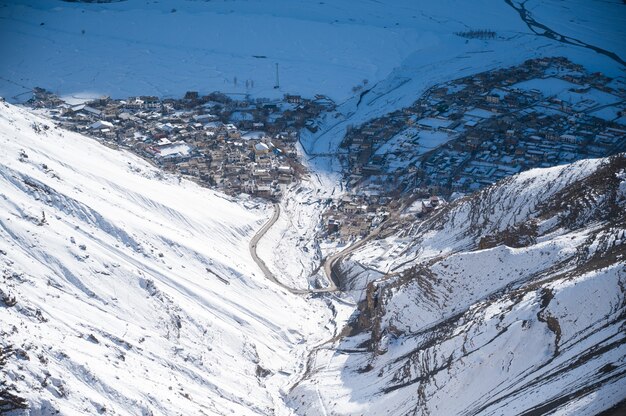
[321,191,447,243]
[321,194,394,242]
[23,57,626,243]
[28,89,334,199]
[341,57,625,198]
[320,57,625,240]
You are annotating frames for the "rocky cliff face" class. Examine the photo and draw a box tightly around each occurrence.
[291,155,626,416]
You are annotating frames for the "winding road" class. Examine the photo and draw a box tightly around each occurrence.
[249,203,339,295]
[323,219,387,289]
[249,202,363,402]
[249,199,390,300]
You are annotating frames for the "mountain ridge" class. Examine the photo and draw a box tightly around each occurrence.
[291,153,626,415]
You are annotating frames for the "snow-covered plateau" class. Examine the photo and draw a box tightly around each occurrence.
[1,0,624,110]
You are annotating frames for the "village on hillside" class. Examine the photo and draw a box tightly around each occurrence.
[341,57,626,196]
[24,57,626,243]
[321,57,626,241]
[27,89,334,200]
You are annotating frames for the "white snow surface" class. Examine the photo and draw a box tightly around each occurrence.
[0,102,335,415]
[1,0,623,110]
[1,0,421,103]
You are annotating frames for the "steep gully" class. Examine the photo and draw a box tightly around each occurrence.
[248,195,399,407]
[248,201,362,408]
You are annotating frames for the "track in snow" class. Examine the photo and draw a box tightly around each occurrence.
[249,203,339,294]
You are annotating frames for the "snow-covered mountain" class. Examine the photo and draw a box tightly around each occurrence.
[1,77,625,416]
[290,154,626,415]
[1,1,626,415]
[0,101,338,415]
[3,101,624,416]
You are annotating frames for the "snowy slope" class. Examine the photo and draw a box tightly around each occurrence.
[291,155,626,415]
[0,101,336,415]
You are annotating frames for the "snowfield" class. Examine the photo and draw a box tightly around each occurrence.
[0,101,339,415]
[0,0,423,103]
[2,0,624,111]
